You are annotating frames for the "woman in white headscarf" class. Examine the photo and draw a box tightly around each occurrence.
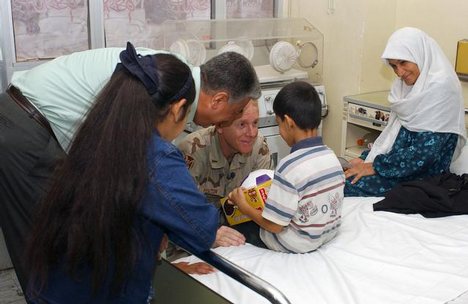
[345,27,466,197]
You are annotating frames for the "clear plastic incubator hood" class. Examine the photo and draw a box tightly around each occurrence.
[159,18,324,85]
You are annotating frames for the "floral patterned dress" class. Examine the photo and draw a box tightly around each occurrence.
[344,126,458,197]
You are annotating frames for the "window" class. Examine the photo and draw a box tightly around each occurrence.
[11,0,89,61]
[6,0,278,62]
[0,0,282,88]
[103,0,212,49]
[227,0,274,18]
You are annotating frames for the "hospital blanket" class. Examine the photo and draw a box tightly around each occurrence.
[178,197,468,304]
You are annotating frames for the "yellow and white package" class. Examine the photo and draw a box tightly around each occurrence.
[221,170,273,226]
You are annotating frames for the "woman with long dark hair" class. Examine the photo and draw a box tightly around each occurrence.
[25,43,219,303]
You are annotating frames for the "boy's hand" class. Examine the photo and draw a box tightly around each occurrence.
[229,187,284,234]
[228,187,251,214]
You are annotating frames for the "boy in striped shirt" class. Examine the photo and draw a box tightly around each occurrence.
[228,81,345,253]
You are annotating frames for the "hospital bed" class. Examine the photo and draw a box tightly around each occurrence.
[159,196,468,304]
[153,143,468,304]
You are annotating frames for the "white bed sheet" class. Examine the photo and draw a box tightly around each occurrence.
[178,197,468,304]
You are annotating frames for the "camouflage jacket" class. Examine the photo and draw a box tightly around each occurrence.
[178,126,272,208]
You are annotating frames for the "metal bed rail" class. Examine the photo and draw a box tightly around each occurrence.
[194,249,291,304]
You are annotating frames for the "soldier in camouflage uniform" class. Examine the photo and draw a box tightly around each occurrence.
[168,101,271,269]
[178,100,272,223]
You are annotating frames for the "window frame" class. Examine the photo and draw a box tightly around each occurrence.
[0,0,286,90]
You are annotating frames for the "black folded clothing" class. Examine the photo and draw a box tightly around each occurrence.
[373,173,468,218]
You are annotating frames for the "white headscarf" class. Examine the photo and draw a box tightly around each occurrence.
[366,27,466,163]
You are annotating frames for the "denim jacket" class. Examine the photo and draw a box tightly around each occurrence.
[30,132,218,303]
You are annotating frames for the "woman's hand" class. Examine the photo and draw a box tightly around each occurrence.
[214,225,245,247]
[344,162,375,184]
[157,234,169,260]
[349,158,364,167]
[173,261,215,275]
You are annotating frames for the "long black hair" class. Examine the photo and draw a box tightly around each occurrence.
[26,49,195,295]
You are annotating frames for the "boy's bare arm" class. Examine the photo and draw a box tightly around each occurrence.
[228,188,284,234]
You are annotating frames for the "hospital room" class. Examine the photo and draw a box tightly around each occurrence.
[1,0,468,303]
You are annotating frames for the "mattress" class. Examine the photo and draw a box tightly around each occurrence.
[177,197,468,304]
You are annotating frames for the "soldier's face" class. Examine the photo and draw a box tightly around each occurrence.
[218,102,259,156]
[216,98,249,128]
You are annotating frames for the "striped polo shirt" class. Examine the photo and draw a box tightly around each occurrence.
[260,136,345,253]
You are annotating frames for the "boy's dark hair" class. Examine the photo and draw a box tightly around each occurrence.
[273,81,321,130]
